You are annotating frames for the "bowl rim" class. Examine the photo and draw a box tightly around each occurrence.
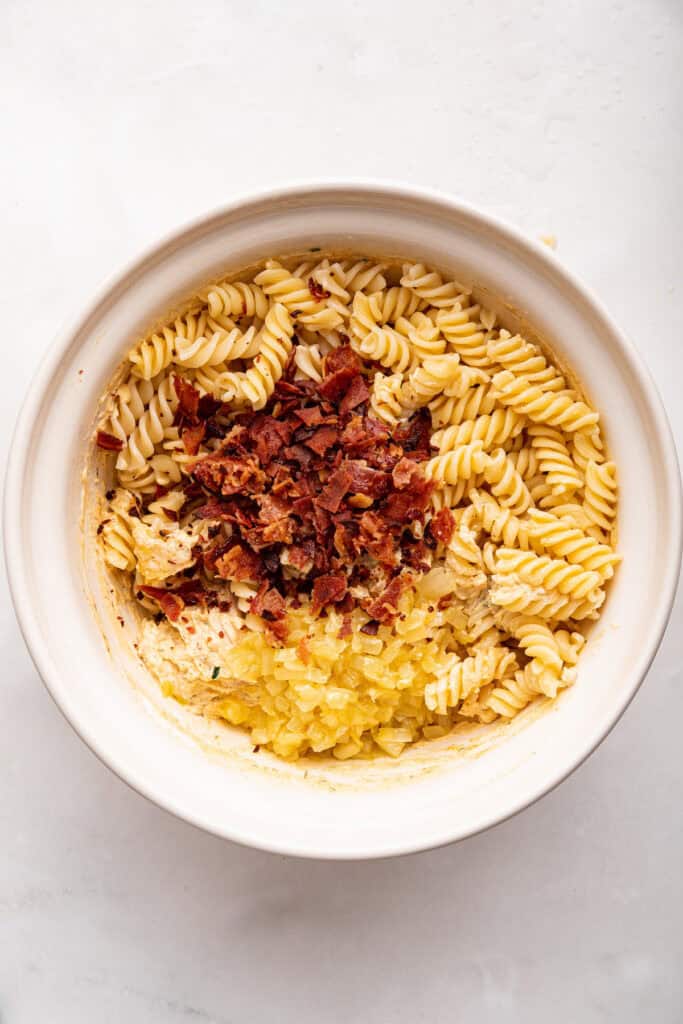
[4,179,682,859]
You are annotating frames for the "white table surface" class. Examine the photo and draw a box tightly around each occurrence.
[1,1,681,1020]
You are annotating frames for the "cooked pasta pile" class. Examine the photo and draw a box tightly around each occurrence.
[95,255,620,761]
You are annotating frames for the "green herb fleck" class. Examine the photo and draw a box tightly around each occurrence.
[211,666,220,680]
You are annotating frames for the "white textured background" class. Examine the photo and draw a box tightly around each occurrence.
[1,1,682,1021]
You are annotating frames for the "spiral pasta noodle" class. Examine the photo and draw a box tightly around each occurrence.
[115,373,179,477]
[203,280,270,320]
[583,460,618,537]
[401,262,469,308]
[433,408,525,454]
[220,303,294,410]
[425,646,518,714]
[437,305,497,367]
[174,325,259,370]
[528,424,583,493]
[487,330,566,392]
[101,490,137,571]
[424,441,488,487]
[482,448,532,515]
[492,370,600,432]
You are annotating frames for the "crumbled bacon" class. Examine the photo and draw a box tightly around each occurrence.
[343,461,391,498]
[177,340,436,625]
[197,394,223,420]
[294,405,324,427]
[362,574,413,624]
[214,544,263,582]
[317,466,353,513]
[284,540,315,574]
[339,375,370,415]
[251,582,286,621]
[139,586,185,621]
[393,409,432,460]
[173,375,200,420]
[304,424,339,455]
[359,511,398,565]
[311,574,347,616]
[248,416,294,464]
[192,455,265,496]
[96,430,124,452]
[182,422,206,456]
[430,507,456,545]
[392,457,420,490]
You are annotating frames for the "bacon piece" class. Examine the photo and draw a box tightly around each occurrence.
[248,416,294,464]
[383,475,434,524]
[343,461,391,498]
[282,444,314,468]
[359,511,398,565]
[274,378,316,400]
[304,424,339,456]
[362,574,413,624]
[392,457,420,489]
[340,415,390,453]
[318,368,357,401]
[220,423,250,455]
[139,586,185,622]
[251,583,287,621]
[317,466,353,513]
[260,517,296,545]
[311,573,347,616]
[192,455,265,497]
[256,492,291,524]
[401,537,431,572]
[317,347,363,402]
[393,409,432,460]
[194,498,230,520]
[96,430,124,452]
[173,375,200,420]
[325,345,362,376]
[174,578,208,605]
[197,395,223,420]
[294,405,324,427]
[430,507,456,545]
[213,543,263,582]
[284,540,315,574]
[333,522,358,560]
[339,375,370,415]
[181,422,206,455]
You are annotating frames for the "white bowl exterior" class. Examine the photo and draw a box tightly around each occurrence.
[5,184,681,858]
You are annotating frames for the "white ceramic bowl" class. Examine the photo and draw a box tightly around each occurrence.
[5,183,681,859]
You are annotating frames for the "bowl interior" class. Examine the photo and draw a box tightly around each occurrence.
[7,185,680,857]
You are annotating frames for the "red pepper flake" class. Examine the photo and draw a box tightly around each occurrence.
[308,277,330,301]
